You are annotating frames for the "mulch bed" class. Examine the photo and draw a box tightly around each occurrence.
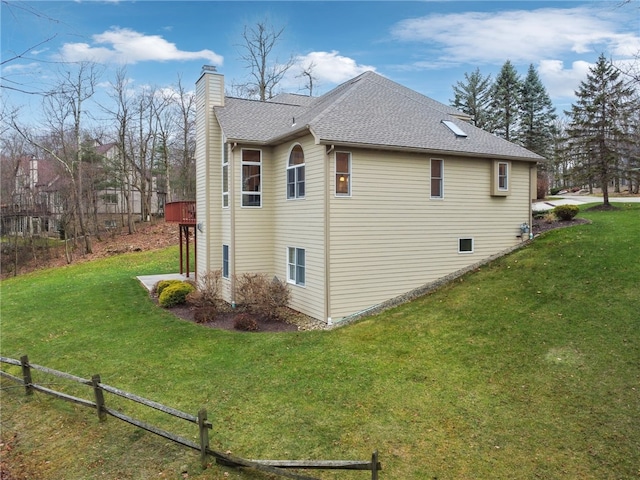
[532,217,591,236]
[166,303,300,332]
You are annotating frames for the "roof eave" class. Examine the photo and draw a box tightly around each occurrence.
[222,126,312,147]
[313,139,542,163]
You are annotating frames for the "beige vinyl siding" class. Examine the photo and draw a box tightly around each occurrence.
[232,146,275,275]
[328,149,532,321]
[271,135,326,321]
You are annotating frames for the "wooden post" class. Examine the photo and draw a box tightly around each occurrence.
[91,374,107,422]
[371,450,379,480]
[198,408,210,469]
[185,226,190,278]
[20,355,33,396]
[179,225,184,274]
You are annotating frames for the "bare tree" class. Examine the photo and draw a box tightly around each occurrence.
[133,85,171,222]
[8,62,102,254]
[235,19,294,101]
[105,68,137,234]
[171,76,196,200]
[41,62,102,253]
[298,61,318,96]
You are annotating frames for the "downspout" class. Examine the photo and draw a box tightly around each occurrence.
[324,144,335,325]
[230,142,237,307]
[530,162,537,234]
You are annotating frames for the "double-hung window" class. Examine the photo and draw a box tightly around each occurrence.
[287,247,305,286]
[242,149,261,207]
[222,144,229,207]
[287,145,305,199]
[491,160,510,196]
[222,244,229,278]
[335,152,351,196]
[498,162,509,191]
[430,159,444,199]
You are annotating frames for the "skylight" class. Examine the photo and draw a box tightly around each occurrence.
[442,120,468,138]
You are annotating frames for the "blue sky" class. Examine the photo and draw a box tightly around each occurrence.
[2,1,639,125]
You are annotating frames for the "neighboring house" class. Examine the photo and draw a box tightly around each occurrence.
[1,155,64,237]
[195,66,542,325]
[92,141,167,230]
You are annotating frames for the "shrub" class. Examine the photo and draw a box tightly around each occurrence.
[533,209,552,220]
[549,187,563,196]
[158,281,195,308]
[235,273,290,320]
[155,279,183,296]
[233,313,259,331]
[197,270,223,306]
[193,306,217,324]
[185,289,203,306]
[543,211,557,224]
[554,204,579,221]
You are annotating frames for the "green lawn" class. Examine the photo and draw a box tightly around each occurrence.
[1,203,639,479]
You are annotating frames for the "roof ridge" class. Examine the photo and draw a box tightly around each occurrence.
[226,95,306,108]
[366,72,464,118]
[300,70,374,126]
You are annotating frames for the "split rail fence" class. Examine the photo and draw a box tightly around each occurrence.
[1,355,381,479]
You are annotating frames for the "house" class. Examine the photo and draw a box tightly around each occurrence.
[0,155,64,237]
[91,141,167,230]
[195,66,542,325]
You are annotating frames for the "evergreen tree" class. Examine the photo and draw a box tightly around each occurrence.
[566,54,637,205]
[489,60,522,142]
[450,68,493,130]
[519,64,557,157]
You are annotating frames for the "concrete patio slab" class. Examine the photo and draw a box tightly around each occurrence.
[137,273,192,292]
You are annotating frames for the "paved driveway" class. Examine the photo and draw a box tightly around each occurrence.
[533,194,640,212]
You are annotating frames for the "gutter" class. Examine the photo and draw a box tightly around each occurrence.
[312,139,542,163]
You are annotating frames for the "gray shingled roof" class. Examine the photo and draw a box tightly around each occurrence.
[214,71,543,162]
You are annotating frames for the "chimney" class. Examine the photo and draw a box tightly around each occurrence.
[196,65,224,108]
[195,65,224,281]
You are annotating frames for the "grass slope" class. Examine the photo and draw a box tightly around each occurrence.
[1,204,639,479]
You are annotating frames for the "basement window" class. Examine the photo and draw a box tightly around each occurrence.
[287,247,306,286]
[458,238,474,254]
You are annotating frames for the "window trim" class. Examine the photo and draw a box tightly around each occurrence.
[241,148,262,207]
[491,160,511,196]
[335,151,352,197]
[430,158,444,199]
[498,161,509,191]
[458,237,474,254]
[286,246,306,287]
[286,144,305,200]
[222,143,229,208]
[222,244,230,278]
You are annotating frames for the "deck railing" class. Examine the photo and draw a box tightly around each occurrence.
[165,201,196,224]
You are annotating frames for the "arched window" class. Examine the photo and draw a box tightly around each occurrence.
[287,145,305,199]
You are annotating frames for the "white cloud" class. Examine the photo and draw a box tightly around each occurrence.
[538,59,593,100]
[295,51,376,83]
[281,51,376,92]
[2,62,41,75]
[56,28,223,65]
[390,7,639,66]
